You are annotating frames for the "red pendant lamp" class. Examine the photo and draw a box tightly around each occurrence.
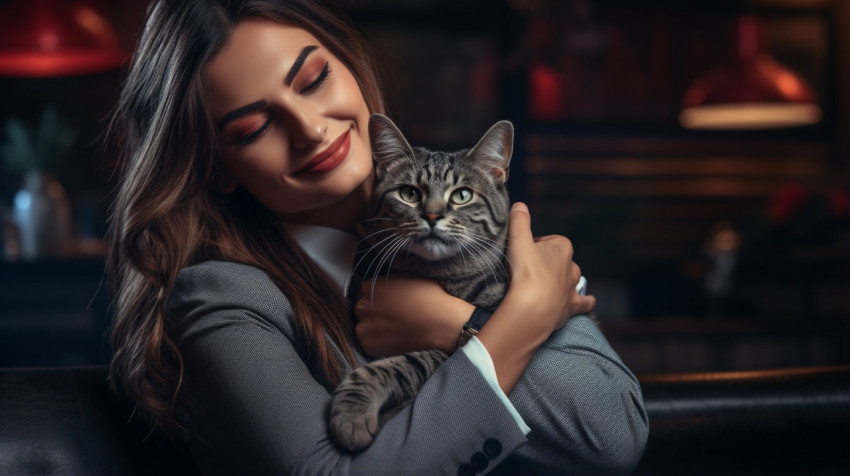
[0,0,123,77]
[679,14,821,130]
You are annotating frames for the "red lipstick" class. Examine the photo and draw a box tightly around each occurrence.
[295,130,351,175]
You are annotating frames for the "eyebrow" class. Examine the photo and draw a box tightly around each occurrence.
[217,45,320,131]
[217,100,267,131]
[285,45,319,86]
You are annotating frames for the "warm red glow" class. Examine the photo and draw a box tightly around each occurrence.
[0,51,123,77]
[39,32,60,51]
[529,62,565,121]
[681,14,820,130]
[0,0,123,77]
[682,56,815,108]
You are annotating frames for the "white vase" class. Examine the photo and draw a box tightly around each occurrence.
[12,171,73,259]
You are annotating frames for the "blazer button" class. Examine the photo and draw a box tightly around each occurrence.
[471,452,489,471]
[483,438,502,458]
[458,463,475,476]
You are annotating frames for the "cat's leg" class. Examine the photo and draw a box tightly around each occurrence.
[329,349,448,451]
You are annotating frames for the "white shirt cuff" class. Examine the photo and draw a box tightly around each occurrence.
[460,336,531,435]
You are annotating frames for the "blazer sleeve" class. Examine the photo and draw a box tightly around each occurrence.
[168,261,528,476]
[507,315,650,475]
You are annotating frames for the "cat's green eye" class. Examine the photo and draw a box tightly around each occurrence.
[398,185,421,203]
[450,188,473,205]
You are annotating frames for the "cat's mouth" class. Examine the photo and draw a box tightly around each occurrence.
[409,231,457,261]
[419,227,454,244]
[420,233,449,244]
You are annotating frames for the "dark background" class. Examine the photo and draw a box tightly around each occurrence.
[1,0,848,374]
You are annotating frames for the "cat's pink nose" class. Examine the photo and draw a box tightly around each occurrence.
[425,213,440,226]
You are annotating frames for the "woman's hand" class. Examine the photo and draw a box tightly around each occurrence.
[477,202,595,393]
[353,277,474,358]
[505,203,596,332]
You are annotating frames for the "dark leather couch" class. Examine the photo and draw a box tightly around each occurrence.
[635,365,850,475]
[0,367,196,475]
[1,365,849,475]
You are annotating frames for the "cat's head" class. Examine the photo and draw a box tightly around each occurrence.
[360,113,513,262]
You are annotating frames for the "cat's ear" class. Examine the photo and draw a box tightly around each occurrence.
[369,113,415,180]
[468,120,513,184]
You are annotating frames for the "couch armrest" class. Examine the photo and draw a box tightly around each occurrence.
[0,366,194,475]
[635,365,850,474]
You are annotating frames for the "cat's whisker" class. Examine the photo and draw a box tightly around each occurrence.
[465,232,505,248]
[354,238,392,258]
[352,232,400,276]
[358,216,406,224]
[455,241,491,282]
[463,235,505,264]
[376,236,407,281]
[359,235,408,292]
[458,239,501,286]
[369,236,409,304]
[356,228,398,249]
[465,234,512,271]
[459,249,502,308]
[371,235,406,278]
[463,235,505,260]
[365,237,403,303]
[460,237,509,287]
[383,237,410,289]
[459,238,496,280]
[453,236,470,268]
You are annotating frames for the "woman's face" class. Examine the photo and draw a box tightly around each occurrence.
[206,19,373,226]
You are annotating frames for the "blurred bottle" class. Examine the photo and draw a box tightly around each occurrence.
[704,221,742,315]
[12,171,73,259]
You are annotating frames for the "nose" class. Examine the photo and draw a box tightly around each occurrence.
[423,213,442,227]
[289,104,327,149]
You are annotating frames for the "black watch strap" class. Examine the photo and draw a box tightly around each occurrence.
[458,307,493,347]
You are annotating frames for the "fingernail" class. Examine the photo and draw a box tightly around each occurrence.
[512,202,528,213]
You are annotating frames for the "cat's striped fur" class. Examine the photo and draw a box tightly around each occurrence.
[329,114,513,452]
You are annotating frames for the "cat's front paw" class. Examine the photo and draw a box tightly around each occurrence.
[329,411,379,452]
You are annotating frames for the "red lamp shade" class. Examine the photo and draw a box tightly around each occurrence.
[680,14,821,130]
[0,0,123,77]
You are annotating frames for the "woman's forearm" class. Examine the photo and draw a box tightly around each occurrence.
[475,288,555,394]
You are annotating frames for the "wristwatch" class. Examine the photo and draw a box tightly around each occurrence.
[457,307,492,347]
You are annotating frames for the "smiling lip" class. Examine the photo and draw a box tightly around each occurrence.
[295,130,351,175]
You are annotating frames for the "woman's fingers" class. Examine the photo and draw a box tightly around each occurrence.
[507,202,533,256]
[572,293,596,316]
[505,201,595,323]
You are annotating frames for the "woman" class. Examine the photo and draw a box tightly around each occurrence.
[108,0,648,474]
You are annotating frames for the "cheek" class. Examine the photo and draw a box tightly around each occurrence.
[220,145,289,192]
[329,67,371,120]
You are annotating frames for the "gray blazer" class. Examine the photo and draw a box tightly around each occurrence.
[168,260,648,475]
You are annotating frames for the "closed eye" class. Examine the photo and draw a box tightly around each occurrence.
[300,62,331,94]
[238,118,273,146]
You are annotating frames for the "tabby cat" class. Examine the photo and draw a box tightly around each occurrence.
[329,113,513,451]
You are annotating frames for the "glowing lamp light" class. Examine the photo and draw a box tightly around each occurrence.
[680,14,821,130]
[0,0,123,77]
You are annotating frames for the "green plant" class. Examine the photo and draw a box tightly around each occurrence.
[0,105,76,174]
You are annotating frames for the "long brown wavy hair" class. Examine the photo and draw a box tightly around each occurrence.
[107,0,385,433]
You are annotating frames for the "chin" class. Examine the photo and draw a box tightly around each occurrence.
[409,239,457,261]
